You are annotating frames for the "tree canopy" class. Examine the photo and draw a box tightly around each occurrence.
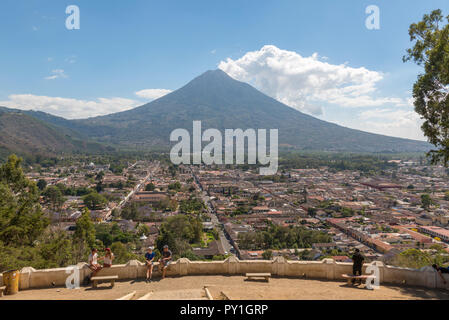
[156,215,203,255]
[82,192,108,210]
[404,9,449,165]
[238,224,332,250]
[0,155,49,246]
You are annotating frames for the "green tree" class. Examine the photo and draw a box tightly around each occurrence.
[137,223,150,236]
[95,171,105,182]
[82,192,108,210]
[262,250,273,260]
[73,208,96,261]
[111,208,120,218]
[156,215,203,254]
[238,225,331,251]
[307,207,317,217]
[37,179,47,190]
[393,249,432,269]
[42,185,66,212]
[404,10,449,165]
[0,155,49,246]
[94,222,136,247]
[168,181,182,192]
[110,242,140,264]
[421,194,433,209]
[179,197,204,214]
[38,230,74,269]
[121,202,140,220]
[145,183,156,191]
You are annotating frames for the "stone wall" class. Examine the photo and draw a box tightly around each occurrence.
[0,257,446,291]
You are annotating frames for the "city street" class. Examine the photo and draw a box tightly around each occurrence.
[191,168,235,255]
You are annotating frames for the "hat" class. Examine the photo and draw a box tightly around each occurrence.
[148,246,154,250]
[163,245,169,249]
[105,248,111,252]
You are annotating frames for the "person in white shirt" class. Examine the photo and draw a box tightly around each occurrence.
[103,248,114,268]
[88,248,102,277]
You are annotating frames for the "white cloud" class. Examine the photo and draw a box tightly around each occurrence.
[218,45,409,115]
[0,88,173,120]
[65,55,77,64]
[45,69,67,80]
[342,108,425,141]
[0,94,141,119]
[135,89,172,100]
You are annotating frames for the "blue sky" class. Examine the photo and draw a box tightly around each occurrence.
[1,0,449,140]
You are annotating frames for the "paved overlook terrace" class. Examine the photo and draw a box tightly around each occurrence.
[1,257,449,300]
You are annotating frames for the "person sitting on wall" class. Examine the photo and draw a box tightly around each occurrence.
[432,264,448,284]
[159,245,172,279]
[88,248,103,278]
[103,248,114,268]
[145,246,156,283]
[351,248,365,285]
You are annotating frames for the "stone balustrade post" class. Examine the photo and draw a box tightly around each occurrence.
[225,256,239,275]
[177,258,190,276]
[419,266,437,288]
[19,267,36,290]
[322,259,335,280]
[125,260,142,279]
[273,256,287,276]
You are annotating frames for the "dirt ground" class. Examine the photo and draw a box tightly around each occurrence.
[2,275,449,300]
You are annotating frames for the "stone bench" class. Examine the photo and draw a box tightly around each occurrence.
[91,275,118,288]
[342,274,374,285]
[0,286,6,297]
[246,273,271,282]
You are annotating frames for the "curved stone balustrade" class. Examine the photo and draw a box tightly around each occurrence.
[0,257,446,290]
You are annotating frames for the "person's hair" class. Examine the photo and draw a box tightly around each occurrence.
[432,264,438,269]
[92,248,97,252]
[355,248,360,253]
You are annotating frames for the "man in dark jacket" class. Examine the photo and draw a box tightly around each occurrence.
[351,248,365,285]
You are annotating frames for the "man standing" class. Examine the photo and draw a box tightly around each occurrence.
[159,245,172,279]
[145,246,155,283]
[351,248,365,285]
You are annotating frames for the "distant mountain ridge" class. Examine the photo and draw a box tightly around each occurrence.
[0,107,108,159]
[0,69,431,154]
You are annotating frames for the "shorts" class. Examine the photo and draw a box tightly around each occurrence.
[89,264,102,272]
[161,260,171,268]
[146,261,154,266]
[103,263,111,268]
